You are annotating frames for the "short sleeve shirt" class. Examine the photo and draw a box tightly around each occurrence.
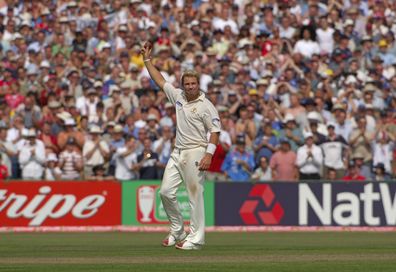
[163,82,221,149]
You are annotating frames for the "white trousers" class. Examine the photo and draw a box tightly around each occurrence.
[159,146,206,245]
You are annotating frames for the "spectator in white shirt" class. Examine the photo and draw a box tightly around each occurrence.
[83,125,110,178]
[316,16,335,54]
[44,153,62,181]
[296,132,323,180]
[114,136,138,180]
[251,156,272,181]
[76,88,99,121]
[321,122,349,179]
[19,128,46,180]
[372,131,395,175]
[293,26,320,59]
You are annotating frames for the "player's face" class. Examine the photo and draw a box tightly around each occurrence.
[183,76,199,101]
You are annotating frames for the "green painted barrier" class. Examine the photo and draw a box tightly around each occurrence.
[122,181,214,226]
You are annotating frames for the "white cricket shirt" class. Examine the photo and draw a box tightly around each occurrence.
[163,82,221,150]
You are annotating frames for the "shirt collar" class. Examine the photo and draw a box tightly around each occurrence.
[183,91,205,103]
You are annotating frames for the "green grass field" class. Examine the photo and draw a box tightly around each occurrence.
[1,232,396,272]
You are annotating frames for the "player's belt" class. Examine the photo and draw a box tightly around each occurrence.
[174,145,206,154]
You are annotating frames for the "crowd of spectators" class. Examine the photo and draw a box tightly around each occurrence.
[0,0,395,182]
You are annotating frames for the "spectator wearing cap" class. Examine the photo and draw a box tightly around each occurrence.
[80,88,100,123]
[306,112,327,145]
[343,160,366,181]
[360,83,384,115]
[351,151,372,179]
[120,80,139,114]
[146,114,160,142]
[251,156,272,181]
[349,116,375,166]
[269,138,297,181]
[377,39,396,66]
[38,122,60,154]
[108,124,126,176]
[321,122,349,179]
[333,104,353,142]
[277,113,304,152]
[372,163,392,181]
[83,125,110,178]
[296,132,324,180]
[114,135,139,180]
[19,128,46,180]
[0,122,16,178]
[44,153,62,180]
[372,130,395,175]
[136,138,160,180]
[59,137,83,180]
[221,135,255,182]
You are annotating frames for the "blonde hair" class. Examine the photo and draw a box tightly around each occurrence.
[181,70,200,86]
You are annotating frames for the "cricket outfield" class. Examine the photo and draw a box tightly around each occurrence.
[1,232,396,271]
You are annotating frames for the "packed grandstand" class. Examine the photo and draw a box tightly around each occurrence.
[0,0,395,182]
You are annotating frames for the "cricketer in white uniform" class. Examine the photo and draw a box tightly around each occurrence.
[142,42,220,250]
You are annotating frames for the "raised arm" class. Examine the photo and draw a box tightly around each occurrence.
[141,41,166,89]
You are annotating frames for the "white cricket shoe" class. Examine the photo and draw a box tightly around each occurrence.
[175,240,202,250]
[162,231,187,247]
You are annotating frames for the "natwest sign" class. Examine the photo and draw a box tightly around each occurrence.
[299,183,396,226]
[0,181,121,227]
[215,182,396,227]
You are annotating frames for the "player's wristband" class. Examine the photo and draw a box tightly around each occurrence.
[206,143,216,155]
[143,58,151,62]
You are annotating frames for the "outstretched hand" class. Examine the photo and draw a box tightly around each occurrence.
[141,41,153,60]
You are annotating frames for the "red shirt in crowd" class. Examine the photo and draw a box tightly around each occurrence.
[0,165,8,180]
[342,175,366,181]
[5,93,25,109]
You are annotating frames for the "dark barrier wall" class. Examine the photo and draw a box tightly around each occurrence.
[215,182,396,226]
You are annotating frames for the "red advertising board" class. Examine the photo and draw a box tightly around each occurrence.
[0,181,121,227]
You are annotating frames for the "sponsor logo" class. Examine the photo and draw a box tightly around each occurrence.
[299,183,396,226]
[239,184,284,225]
[136,185,190,224]
[0,182,121,227]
